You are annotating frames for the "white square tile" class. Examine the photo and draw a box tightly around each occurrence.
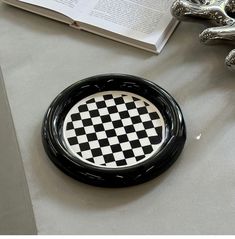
[108,136,119,145]
[122,118,132,126]
[105,99,115,107]
[127,132,138,140]
[84,125,95,134]
[80,111,90,119]
[113,152,125,160]
[115,127,126,135]
[140,113,151,122]
[105,161,117,167]
[128,108,139,117]
[117,104,127,112]
[70,144,81,153]
[93,156,105,165]
[146,128,158,137]
[120,142,132,151]
[98,108,109,116]
[139,138,150,146]
[133,123,145,131]
[96,131,107,139]
[133,147,144,156]
[87,102,98,111]
[65,130,76,138]
[77,135,88,143]
[101,146,112,154]
[103,122,113,130]
[125,157,137,166]
[91,116,102,125]
[89,140,100,149]
[110,113,120,121]
[73,120,83,128]
[81,150,93,159]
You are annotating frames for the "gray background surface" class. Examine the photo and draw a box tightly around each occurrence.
[1,1,235,235]
[0,69,36,234]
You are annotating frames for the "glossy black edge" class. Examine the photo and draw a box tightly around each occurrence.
[42,74,186,187]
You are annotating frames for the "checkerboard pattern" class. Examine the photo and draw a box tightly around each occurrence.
[63,91,164,168]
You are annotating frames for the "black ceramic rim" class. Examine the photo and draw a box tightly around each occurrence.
[42,74,186,187]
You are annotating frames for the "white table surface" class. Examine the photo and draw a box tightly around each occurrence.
[1,2,235,235]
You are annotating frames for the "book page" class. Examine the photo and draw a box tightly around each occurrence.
[19,0,89,19]
[17,0,175,49]
[78,0,174,44]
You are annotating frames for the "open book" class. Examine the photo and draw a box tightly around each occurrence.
[3,0,178,53]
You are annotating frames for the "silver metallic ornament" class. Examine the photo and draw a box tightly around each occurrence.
[171,0,235,70]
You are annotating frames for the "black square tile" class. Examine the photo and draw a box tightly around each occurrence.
[103,154,115,163]
[111,144,122,153]
[68,137,78,145]
[136,155,145,161]
[130,140,141,148]
[96,101,106,109]
[91,148,103,157]
[143,145,153,154]
[123,150,135,158]
[132,97,140,102]
[103,94,113,100]
[149,136,162,144]
[131,116,142,124]
[78,104,88,112]
[87,133,98,141]
[108,106,118,114]
[124,125,135,133]
[113,120,123,128]
[89,110,99,117]
[125,102,136,110]
[137,130,148,139]
[94,124,105,132]
[106,129,116,137]
[79,142,90,151]
[137,107,148,115]
[155,126,163,137]
[86,157,95,163]
[114,97,125,105]
[149,112,159,120]
[99,138,109,147]
[116,160,128,166]
[143,121,154,129]
[86,98,95,104]
[71,113,81,121]
[119,111,130,119]
[82,118,93,127]
[75,127,86,136]
[101,115,111,123]
[66,122,74,130]
[118,134,129,143]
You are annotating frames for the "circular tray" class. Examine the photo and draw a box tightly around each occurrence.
[42,74,186,187]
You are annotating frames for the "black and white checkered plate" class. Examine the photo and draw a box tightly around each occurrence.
[42,74,186,187]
